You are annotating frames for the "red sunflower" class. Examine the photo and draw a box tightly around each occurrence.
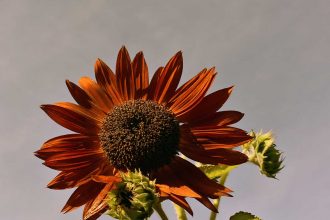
[35,47,252,219]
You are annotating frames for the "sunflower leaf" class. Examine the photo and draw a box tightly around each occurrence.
[229,211,261,220]
[198,164,237,180]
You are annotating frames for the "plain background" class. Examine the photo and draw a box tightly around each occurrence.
[1,0,329,219]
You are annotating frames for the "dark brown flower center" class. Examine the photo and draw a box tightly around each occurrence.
[99,99,180,173]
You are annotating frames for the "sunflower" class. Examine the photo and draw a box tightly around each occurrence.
[35,47,252,219]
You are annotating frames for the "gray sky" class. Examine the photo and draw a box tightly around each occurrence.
[1,0,329,219]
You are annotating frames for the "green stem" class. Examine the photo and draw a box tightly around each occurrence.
[174,203,188,220]
[209,171,230,220]
[154,202,169,220]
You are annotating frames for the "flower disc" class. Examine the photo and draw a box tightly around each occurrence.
[99,99,180,172]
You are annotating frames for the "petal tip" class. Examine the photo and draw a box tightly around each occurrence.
[120,46,128,53]
[229,85,235,92]
[95,58,101,65]
[34,150,42,159]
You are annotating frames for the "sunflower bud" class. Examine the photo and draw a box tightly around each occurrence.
[242,130,284,178]
[106,170,158,220]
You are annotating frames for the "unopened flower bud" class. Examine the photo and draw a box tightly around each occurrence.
[106,170,158,220]
[242,130,284,178]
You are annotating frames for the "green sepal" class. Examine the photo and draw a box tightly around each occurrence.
[199,164,237,180]
[229,211,261,220]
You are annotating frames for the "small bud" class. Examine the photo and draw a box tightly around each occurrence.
[106,170,158,220]
[242,130,284,178]
[230,211,261,220]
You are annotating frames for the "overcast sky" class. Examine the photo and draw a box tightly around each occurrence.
[1,0,329,219]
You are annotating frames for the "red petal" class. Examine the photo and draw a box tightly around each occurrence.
[116,46,135,100]
[47,166,100,189]
[152,51,183,104]
[181,86,234,123]
[168,194,193,215]
[38,134,98,150]
[40,104,100,135]
[62,181,105,213]
[170,157,231,198]
[169,68,216,117]
[46,162,115,189]
[54,102,104,122]
[94,58,123,105]
[38,134,105,172]
[132,51,149,100]
[148,66,163,100]
[83,183,114,220]
[84,202,107,220]
[65,81,106,117]
[179,125,248,165]
[43,155,102,171]
[92,175,121,184]
[181,145,248,165]
[196,197,218,213]
[44,148,104,164]
[66,80,93,108]
[193,111,244,127]
[79,77,114,112]
[153,165,201,198]
[192,126,252,148]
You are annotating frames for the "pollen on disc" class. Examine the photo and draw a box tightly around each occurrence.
[99,99,180,173]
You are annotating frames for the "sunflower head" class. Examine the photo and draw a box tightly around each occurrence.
[106,170,158,220]
[36,46,252,219]
[242,130,284,178]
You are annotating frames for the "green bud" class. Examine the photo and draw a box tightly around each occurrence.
[230,211,262,220]
[242,130,284,178]
[106,170,159,220]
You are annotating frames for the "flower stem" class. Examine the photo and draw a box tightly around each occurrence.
[209,171,230,220]
[174,203,188,220]
[154,202,169,220]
